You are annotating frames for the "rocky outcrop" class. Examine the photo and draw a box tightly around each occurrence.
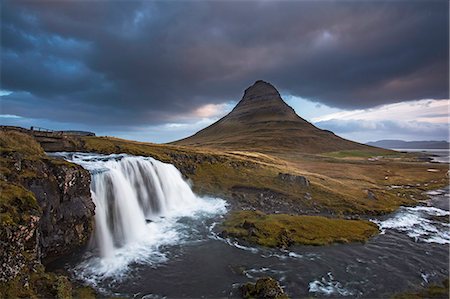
[0,215,41,283]
[229,186,311,214]
[241,277,288,299]
[0,131,95,287]
[23,159,95,260]
[0,183,41,283]
[277,172,309,187]
[4,153,95,261]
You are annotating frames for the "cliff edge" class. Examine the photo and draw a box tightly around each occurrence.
[0,131,95,297]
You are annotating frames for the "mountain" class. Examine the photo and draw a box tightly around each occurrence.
[172,80,378,154]
[367,140,450,149]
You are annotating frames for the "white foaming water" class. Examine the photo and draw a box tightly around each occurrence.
[309,272,356,297]
[372,203,450,244]
[53,152,227,282]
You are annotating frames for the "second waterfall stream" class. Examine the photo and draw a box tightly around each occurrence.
[53,152,227,281]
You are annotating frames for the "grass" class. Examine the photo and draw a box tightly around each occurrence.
[0,130,44,157]
[0,181,41,228]
[322,149,393,159]
[220,210,379,247]
[0,263,96,299]
[393,279,449,299]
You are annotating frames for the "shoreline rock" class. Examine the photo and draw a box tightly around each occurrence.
[241,277,288,299]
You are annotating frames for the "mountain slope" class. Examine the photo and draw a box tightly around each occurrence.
[173,80,379,154]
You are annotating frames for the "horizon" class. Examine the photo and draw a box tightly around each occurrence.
[1,1,449,143]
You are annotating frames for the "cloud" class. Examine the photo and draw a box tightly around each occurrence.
[1,0,448,130]
[312,99,449,142]
[193,103,232,118]
[312,99,449,123]
[316,119,449,142]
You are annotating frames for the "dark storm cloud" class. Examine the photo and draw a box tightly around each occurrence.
[1,0,448,127]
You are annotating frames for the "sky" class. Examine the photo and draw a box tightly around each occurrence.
[1,0,449,143]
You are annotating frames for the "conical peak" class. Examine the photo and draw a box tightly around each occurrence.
[228,80,300,123]
[242,80,281,102]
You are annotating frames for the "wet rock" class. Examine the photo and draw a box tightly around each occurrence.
[229,185,311,214]
[367,189,377,200]
[21,159,95,260]
[278,173,309,187]
[241,277,288,299]
[242,220,256,230]
[304,192,312,200]
[1,150,95,262]
[229,265,247,276]
[277,228,294,249]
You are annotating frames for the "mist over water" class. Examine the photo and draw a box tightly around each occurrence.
[51,153,449,298]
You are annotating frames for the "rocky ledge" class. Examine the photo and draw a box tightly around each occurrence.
[0,131,95,297]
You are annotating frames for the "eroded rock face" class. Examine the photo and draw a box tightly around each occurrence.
[22,159,95,260]
[0,213,41,283]
[2,151,95,262]
[0,130,96,297]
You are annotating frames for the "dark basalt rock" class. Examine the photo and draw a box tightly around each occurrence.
[1,151,95,262]
[24,159,95,260]
[0,130,96,297]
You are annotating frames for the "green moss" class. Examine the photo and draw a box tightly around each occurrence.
[322,150,392,159]
[393,279,449,299]
[44,157,80,169]
[0,181,41,227]
[0,264,97,299]
[72,286,96,299]
[221,210,379,247]
[55,276,72,299]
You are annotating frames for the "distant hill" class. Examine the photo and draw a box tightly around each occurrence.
[172,80,385,154]
[367,140,450,149]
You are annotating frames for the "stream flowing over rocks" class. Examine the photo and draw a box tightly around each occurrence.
[47,152,450,298]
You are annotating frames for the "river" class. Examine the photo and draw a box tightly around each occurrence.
[49,152,449,298]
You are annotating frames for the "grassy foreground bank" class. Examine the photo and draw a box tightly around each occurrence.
[220,210,379,248]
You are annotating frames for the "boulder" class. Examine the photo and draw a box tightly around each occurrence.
[278,173,309,187]
[241,277,288,299]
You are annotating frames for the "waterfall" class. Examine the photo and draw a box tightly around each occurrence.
[53,153,226,264]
